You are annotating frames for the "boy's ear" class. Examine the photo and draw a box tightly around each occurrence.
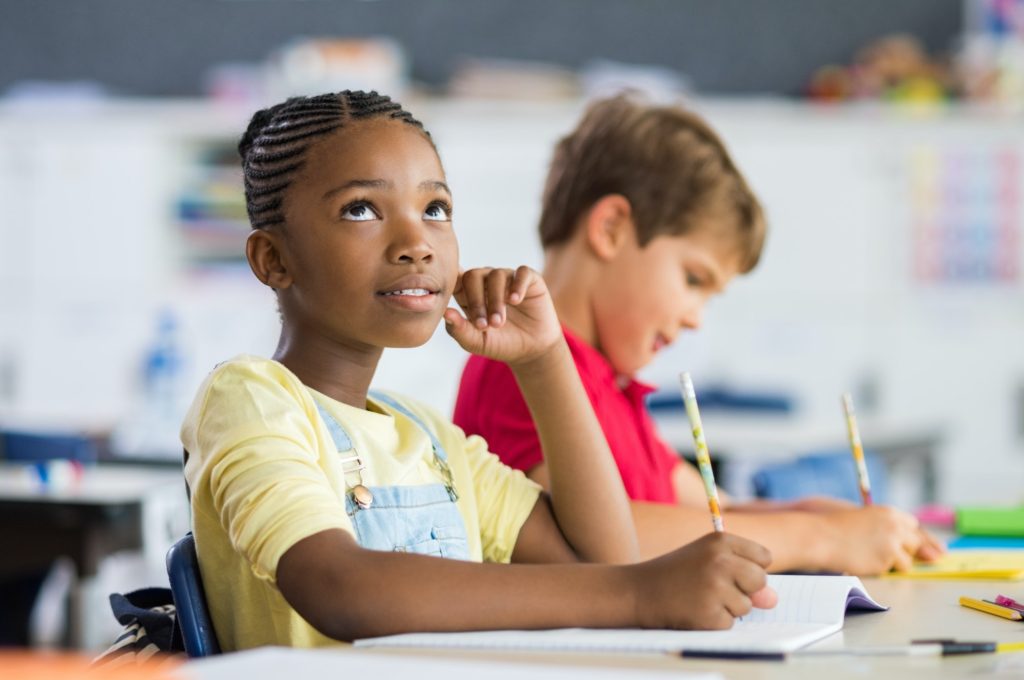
[246,229,293,290]
[584,194,634,262]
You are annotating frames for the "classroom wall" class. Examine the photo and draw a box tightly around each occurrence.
[0,0,961,96]
[0,97,1021,506]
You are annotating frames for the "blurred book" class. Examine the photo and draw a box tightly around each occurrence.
[448,58,580,100]
[266,37,408,102]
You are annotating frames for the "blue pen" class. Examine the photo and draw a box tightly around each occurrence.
[680,650,785,661]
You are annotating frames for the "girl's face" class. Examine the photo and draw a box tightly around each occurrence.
[276,119,458,351]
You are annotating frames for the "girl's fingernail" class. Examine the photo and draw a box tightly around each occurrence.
[509,292,521,303]
[490,313,502,325]
[476,317,488,328]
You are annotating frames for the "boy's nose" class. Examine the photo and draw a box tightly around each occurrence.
[679,304,703,331]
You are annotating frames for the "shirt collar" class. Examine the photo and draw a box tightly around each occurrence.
[562,325,656,401]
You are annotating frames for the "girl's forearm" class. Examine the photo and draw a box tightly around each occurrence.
[279,530,637,641]
[509,340,638,564]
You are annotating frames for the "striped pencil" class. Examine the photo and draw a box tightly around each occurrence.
[679,372,725,532]
[841,392,873,505]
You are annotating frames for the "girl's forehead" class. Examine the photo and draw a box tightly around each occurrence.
[312,120,439,167]
[290,120,444,194]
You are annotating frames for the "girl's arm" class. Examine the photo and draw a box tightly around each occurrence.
[276,525,773,641]
[444,266,637,564]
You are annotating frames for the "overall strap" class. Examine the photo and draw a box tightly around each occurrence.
[313,401,354,451]
[369,391,450,463]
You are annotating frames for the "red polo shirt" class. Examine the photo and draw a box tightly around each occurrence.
[453,327,679,503]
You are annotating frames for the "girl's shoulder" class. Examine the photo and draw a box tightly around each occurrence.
[187,354,311,421]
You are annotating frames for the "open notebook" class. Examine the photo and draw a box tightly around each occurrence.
[355,574,886,654]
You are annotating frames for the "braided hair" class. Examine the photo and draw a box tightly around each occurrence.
[238,90,431,229]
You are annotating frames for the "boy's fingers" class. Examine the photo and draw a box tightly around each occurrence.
[485,268,511,326]
[890,547,915,573]
[919,528,946,556]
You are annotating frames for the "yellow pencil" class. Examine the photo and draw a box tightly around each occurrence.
[959,596,1024,621]
[998,642,1024,653]
[679,372,724,532]
[841,392,873,505]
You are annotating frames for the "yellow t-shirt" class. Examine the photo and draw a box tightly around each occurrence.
[180,355,542,651]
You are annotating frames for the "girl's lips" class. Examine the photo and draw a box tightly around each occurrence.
[652,334,670,353]
[377,289,440,312]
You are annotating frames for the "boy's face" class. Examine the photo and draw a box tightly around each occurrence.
[276,120,458,350]
[592,223,741,376]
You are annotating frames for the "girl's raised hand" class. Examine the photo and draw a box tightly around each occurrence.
[444,266,561,366]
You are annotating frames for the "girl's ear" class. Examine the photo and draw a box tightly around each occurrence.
[584,194,635,262]
[246,229,293,290]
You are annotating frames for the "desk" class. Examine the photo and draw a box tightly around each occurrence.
[184,578,1024,680]
[653,412,945,505]
[0,463,185,647]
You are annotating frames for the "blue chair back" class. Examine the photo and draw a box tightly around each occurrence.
[752,449,888,504]
[166,533,221,657]
[1,430,98,463]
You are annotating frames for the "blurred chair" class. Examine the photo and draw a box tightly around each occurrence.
[166,533,220,657]
[0,430,98,463]
[752,449,888,504]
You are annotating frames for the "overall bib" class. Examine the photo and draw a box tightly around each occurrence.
[314,392,471,560]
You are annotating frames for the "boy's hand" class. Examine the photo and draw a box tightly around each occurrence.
[444,266,561,366]
[822,506,924,574]
[629,533,776,630]
[914,525,947,562]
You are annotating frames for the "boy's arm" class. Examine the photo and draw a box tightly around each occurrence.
[445,266,637,564]
[531,459,930,574]
[671,461,945,565]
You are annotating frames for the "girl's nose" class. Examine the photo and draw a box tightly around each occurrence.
[387,217,434,264]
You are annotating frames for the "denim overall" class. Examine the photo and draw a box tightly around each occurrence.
[314,392,471,560]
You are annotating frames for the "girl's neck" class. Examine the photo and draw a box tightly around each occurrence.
[272,331,383,409]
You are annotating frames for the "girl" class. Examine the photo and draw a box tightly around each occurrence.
[180,90,775,651]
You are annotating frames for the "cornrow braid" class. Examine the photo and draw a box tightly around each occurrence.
[238,90,430,229]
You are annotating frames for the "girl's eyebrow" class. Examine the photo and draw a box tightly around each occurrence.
[323,179,388,200]
[420,180,451,196]
[322,179,451,200]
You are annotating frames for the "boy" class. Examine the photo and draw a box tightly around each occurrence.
[454,94,943,574]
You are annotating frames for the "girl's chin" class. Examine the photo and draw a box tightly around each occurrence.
[384,322,445,348]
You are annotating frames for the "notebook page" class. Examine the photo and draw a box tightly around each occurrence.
[741,575,885,626]
[356,575,887,654]
[357,624,840,654]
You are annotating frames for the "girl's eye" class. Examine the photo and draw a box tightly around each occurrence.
[341,201,378,222]
[424,201,452,222]
[685,271,705,288]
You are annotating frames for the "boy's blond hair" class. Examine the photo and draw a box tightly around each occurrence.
[539,94,766,272]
